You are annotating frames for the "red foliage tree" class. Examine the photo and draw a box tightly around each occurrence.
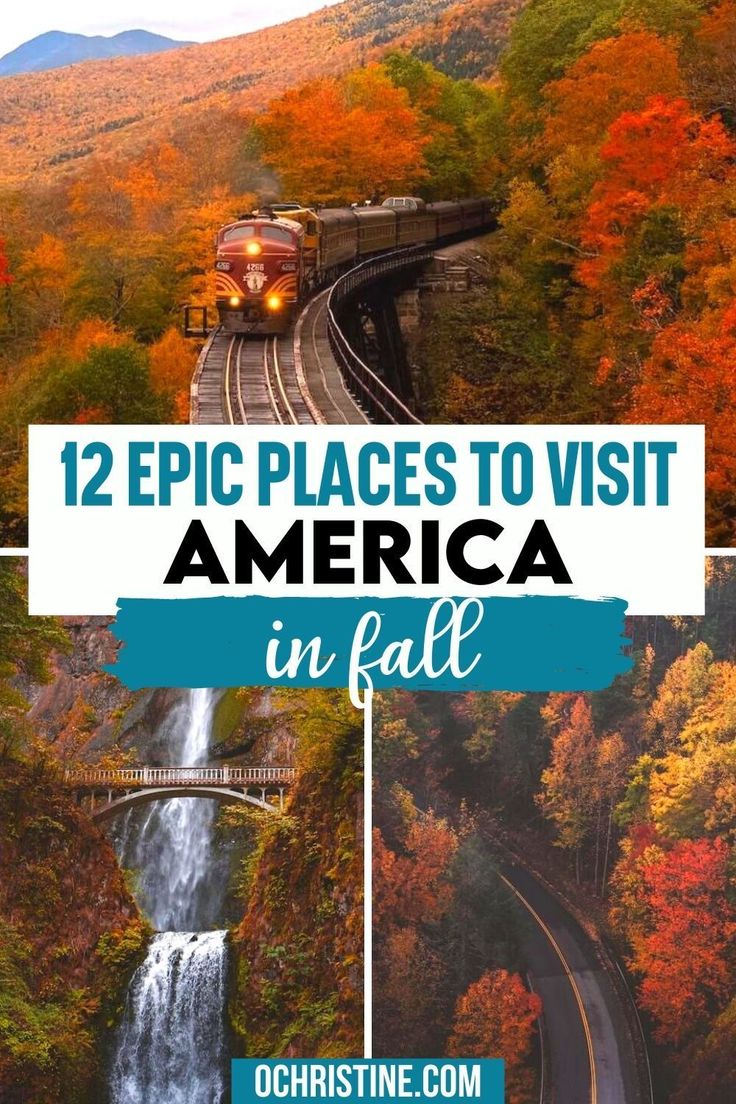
[542,31,683,158]
[577,96,736,290]
[0,238,13,286]
[635,836,736,1046]
[630,305,736,496]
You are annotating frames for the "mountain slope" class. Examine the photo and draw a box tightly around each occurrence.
[403,0,527,80]
[0,0,517,185]
[0,29,191,77]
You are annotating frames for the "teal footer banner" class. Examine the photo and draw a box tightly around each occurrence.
[232,1059,504,1104]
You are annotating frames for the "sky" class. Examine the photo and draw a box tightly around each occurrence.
[0,1,341,59]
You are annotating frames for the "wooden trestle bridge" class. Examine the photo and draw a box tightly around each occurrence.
[64,766,296,822]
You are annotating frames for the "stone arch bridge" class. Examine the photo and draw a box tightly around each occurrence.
[64,766,295,822]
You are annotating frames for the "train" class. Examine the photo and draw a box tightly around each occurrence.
[214,196,496,335]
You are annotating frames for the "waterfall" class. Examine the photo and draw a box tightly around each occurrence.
[112,688,226,930]
[109,931,229,1104]
[109,689,230,1103]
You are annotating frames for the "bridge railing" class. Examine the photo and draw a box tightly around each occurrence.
[326,247,430,425]
[65,766,296,787]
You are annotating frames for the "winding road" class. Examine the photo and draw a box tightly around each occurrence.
[500,861,647,1104]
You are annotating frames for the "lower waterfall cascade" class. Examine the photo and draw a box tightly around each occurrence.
[109,930,229,1104]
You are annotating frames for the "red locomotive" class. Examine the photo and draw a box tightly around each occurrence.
[215,213,304,334]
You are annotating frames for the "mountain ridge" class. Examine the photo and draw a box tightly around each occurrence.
[0,28,192,77]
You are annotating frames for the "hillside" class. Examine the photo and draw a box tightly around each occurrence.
[0,562,147,1104]
[404,0,527,79]
[0,30,191,77]
[0,0,516,186]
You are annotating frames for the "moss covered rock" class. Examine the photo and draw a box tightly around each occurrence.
[229,689,363,1057]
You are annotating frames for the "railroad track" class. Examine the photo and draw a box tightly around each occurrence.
[193,322,370,427]
[222,334,313,426]
[191,247,441,427]
[195,332,316,426]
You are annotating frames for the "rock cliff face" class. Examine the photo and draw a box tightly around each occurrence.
[25,623,294,766]
[24,618,177,761]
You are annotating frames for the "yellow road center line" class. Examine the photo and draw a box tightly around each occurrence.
[499,871,598,1104]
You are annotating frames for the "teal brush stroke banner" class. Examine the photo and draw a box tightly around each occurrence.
[106,595,631,691]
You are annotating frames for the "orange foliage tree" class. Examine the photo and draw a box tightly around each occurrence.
[68,144,194,324]
[64,318,128,361]
[373,812,458,1056]
[177,187,258,312]
[692,0,736,115]
[542,31,683,159]
[149,328,198,423]
[17,234,72,328]
[577,96,736,291]
[374,813,458,928]
[254,65,429,202]
[447,969,541,1103]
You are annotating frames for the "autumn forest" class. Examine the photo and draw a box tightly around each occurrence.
[374,557,736,1103]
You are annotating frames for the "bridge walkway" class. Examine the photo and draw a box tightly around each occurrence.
[64,766,296,822]
[293,290,370,425]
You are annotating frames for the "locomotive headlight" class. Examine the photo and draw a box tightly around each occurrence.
[246,241,262,256]
[229,296,241,307]
[266,294,282,311]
